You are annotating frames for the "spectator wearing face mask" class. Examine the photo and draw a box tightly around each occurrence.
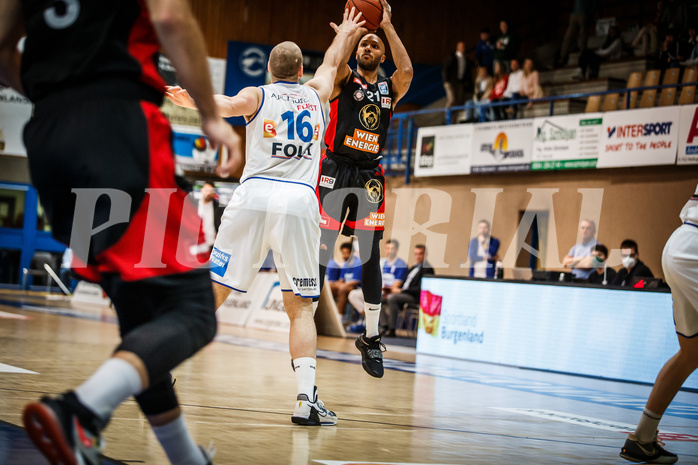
[587,243,617,285]
[612,239,654,287]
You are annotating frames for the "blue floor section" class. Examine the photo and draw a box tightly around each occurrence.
[0,420,126,465]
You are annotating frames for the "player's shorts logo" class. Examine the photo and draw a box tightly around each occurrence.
[364,179,383,204]
[359,104,380,131]
[319,175,335,189]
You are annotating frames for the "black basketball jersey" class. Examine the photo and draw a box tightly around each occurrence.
[20,0,165,102]
[324,70,393,162]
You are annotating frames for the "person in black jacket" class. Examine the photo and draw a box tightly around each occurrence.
[588,243,617,285]
[383,244,434,336]
[442,41,473,122]
[613,239,654,287]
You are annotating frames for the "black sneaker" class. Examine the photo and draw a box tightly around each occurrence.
[355,331,386,378]
[620,433,678,464]
[23,391,106,465]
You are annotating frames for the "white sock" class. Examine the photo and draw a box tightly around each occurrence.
[364,303,381,338]
[74,357,142,421]
[293,357,316,399]
[152,414,207,465]
[635,407,662,443]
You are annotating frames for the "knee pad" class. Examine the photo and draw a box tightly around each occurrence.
[136,374,179,416]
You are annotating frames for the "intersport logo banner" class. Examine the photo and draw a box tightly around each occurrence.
[597,107,679,168]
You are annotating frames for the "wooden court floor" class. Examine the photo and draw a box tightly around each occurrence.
[1,291,697,464]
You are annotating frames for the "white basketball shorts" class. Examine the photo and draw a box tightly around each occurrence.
[662,223,698,338]
[210,178,320,298]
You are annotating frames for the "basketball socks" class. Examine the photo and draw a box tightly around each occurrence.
[74,357,142,421]
[635,407,662,443]
[364,303,381,338]
[293,357,316,398]
[152,414,208,465]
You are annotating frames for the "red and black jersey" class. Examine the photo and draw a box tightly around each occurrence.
[324,70,393,163]
[20,0,165,102]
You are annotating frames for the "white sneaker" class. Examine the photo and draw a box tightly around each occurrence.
[291,386,337,426]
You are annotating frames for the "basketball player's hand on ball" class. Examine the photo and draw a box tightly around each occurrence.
[330,6,367,36]
[379,0,392,28]
[165,86,196,109]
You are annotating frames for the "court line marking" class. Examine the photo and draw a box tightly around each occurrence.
[6,300,698,422]
[494,408,698,442]
[0,363,37,374]
[0,310,31,320]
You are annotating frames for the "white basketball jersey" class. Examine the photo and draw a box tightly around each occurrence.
[680,183,698,224]
[242,82,325,188]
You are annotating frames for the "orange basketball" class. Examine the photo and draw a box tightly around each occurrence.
[345,0,383,31]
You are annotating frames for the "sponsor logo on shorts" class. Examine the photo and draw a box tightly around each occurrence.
[319,175,335,188]
[319,216,329,225]
[365,179,383,203]
[263,119,277,138]
[343,128,380,154]
[353,89,365,101]
[292,277,318,290]
[378,82,389,95]
[359,104,380,130]
[381,96,391,109]
[210,247,231,277]
[364,211,385,227]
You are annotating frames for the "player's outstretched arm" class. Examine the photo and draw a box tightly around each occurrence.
[0,0,24,94]
[307,7,366,103]
[379,0,413,107]
[165,85,261,119]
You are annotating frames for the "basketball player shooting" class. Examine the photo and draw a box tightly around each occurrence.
[317,0,413,378]
[166,8,366,426]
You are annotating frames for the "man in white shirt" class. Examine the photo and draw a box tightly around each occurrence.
[562,219,598,280]
[503,58,523,119]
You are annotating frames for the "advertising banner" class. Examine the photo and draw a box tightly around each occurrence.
[678,104,698,165]
[217,273,272,327]
[171,124,219,175]
[414,125,473,177]
[71,281,111,307]
[470,120,533,173]
[416,277,696,388]
[245,273,291,333]
[531,114,603,170]
[0,87,32,157]
[597,107,679,168]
